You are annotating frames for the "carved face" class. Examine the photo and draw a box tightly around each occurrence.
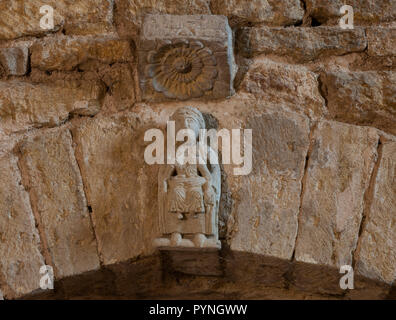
[174,114,201,140]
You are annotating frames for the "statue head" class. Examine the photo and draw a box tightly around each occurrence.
[170,106,205,140]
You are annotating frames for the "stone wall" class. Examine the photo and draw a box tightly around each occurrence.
[0,0,395,299]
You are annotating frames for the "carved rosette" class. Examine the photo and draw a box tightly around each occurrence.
[145,41,218,100]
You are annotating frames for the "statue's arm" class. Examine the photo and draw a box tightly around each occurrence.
[197,164,214,204]
[159,164,175,193]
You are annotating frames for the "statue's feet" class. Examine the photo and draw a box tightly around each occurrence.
[177,213,184,220]
[193,233,206,247]
[171,232,182,246]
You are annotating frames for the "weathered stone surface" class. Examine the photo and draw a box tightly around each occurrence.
[367,28,396,57]
[114,0,211,37]
[295,121,379,268]
[355,139,396,284]
[241,58,326,119]
[18,129,100,279]
[0,47,29,76]
[229,109,310,260]
[31,37,132,71]
[322,71,396,136]
[0,0,114,40]
[138,14,236,102]
[98,64,136,112]
[0,153,45,298]
[237,26,367,62]
[72,114,160,265]
[306,0,396,26]
[210,0,304,26]
[0,80,105,134]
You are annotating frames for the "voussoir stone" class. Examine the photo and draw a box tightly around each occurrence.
[241,58,326,119]
[237,26,367,62]
[31,37,133,71]
[0,0,114,40]
[355,139,396,284]
[72,114,161,265]
[0,47,29,76]
[228,109,310,260]
[322,71,396,136]
[18,129,100,279]
[295,121,379,268]
[306,0,396,26]
[0,80,105,134]
[0,153,45,299]
[367,28,396,57]
[210,0,304,26]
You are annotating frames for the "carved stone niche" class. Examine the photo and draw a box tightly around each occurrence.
[138,15,237,102]
[154,107,221,250]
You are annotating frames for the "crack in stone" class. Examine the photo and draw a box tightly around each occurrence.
[352,136,384,270]
[68,128,104,267]
[15,146,55,274]
[291,121,318,262]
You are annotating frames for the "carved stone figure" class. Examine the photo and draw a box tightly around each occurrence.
[154,107,221,249]
[138,14,236,102]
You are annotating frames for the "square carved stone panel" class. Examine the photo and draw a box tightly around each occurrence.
[138,15,236,102]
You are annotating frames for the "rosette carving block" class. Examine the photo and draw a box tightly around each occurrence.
[138,15,236,102]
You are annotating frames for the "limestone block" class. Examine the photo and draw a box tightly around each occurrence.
[229,109,310,260]
[72,115,161,265]
[241,58,326,119]
[210,0,304,26]
[306,0,396,26]
[138,15,236,102]
[18,129,100,279]
[114,0,211,37]
[31,36,132,71]
[0,153,45,298]
[0,80,105,134]
[0,47,29,76]
[367,28,396,57]
[295,121,379,268]
[0,0,114,40]
[322,71,396,136]
[355,140,396,284]
[237,26,366,62]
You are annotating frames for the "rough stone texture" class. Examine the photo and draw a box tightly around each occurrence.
[367,28,396,57]
[229,109,310,260]
[31,37,133,71]
[237,26,367,62]
[295,121,379,268]
[72,114,160,265]
[0,1,396,300]
[0,0,114,40]
[210,0,304,27]
[114,0,211,38]
[241,58,326,119]
[0,47,29,76]
[98,64,136,112]
[322,71,396,136]
[138,14,236,101]
[0,80,105,134]
[0,153,45,299]
[306,0,396,26]
[355,139,396,284]
[18,129,100,279]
